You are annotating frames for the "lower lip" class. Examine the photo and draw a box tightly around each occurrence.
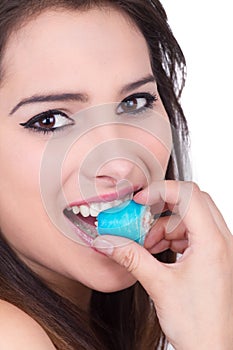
[65,218,110,257]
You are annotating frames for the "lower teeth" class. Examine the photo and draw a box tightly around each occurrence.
[64,209,98,238]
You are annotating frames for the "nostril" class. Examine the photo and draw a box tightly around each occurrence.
[95,176,117,186]
[96,159,136,183]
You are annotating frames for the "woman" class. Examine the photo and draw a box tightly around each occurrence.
[0,1,232,349]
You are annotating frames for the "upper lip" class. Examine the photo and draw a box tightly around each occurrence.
[67,185,142,208]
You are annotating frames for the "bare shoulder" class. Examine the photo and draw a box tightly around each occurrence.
[0,300,56,349]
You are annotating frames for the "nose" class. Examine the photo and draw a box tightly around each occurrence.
[75,114,162,199]
[77,134,162,199]
[95,157,147,198]
[96,158,138,185]
[93,137,149,187]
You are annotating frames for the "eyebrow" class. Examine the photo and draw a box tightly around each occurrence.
[9,93,88,115]
[9,74,156,115]
[120,74,156,95]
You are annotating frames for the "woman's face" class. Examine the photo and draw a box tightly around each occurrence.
[0,8,170,295]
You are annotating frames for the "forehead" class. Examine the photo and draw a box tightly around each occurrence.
[1,8,152,94]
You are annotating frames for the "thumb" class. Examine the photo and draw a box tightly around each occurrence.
[92,235,165,297]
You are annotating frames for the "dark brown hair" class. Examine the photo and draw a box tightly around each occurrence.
[0,1,189,349]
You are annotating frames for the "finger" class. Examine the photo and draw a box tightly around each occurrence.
[144,215,186,249]
[92,235,168,297]
[144,224,164,249]
[148,239,188,255]
[134,180,219,245]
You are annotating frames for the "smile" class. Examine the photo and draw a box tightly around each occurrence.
[63,193,133,241]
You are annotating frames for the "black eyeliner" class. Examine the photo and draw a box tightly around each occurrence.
[122,92,157,104]
[19,109,69,128]
[118,91,158,115]
[19,109,74,134]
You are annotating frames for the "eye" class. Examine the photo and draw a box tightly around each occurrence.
[116,92,157,115]
[20,109,75,134]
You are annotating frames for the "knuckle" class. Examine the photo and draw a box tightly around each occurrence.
[182,181,200,199]
[190,181,201,194]
[119,246,140,273]
[201,191,212,201]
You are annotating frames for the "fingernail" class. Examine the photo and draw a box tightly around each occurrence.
[92,237,114,256]
[133,191,145,203]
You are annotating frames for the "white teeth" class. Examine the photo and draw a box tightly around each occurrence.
[101,202,114,210]
[113,199,123,207]
[94,221,98,226]
[90,207,99,217]
[89,196,130,212]
[70,193,134,219]
[72,206,80,215]
[80,205,90,218]
[89,201,113,212]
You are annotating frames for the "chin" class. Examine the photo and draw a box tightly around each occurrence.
[84,263,138,293]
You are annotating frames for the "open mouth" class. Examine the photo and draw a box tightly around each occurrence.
[63,192,134,243]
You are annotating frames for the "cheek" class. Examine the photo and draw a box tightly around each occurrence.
[120,127,171,173]
[0,127,46,231]
[139,133,170,168]
[0,131,42,195]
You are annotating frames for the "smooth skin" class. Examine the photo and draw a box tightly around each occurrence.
[0,301,56,349]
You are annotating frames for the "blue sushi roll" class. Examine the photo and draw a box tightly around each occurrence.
[97,200,153,245]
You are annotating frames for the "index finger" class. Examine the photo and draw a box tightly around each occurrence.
[133,180,219,245]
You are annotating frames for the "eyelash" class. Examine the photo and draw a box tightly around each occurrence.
[19,109,75,135]
[19,92,158,135]
[117,92,157,115]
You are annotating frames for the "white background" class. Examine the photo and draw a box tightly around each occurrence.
[161,1,233,232]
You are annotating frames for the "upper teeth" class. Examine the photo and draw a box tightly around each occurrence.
[69,193,133,218]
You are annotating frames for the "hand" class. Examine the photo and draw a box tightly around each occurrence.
[144,205,188,256]
[92,181,233,350]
